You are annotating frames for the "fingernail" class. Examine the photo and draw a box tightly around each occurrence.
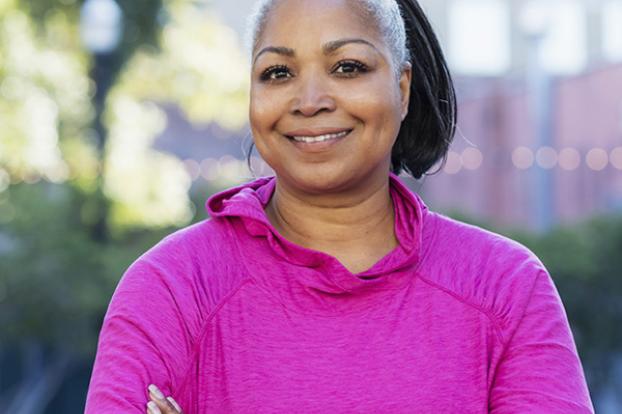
[147,401,162,414]
[148,384,165,400]
[167,396,182,411]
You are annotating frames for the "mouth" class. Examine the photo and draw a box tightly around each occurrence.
[284,129,353,144]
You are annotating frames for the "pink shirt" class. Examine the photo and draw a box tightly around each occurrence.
[85,174,594,413]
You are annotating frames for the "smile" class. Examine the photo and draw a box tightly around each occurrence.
[284,128,353,144]
[290,130,350,143]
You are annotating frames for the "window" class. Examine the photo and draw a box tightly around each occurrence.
[448,0,511,75]
[603,0,622,61]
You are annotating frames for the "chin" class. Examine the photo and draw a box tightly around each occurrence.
[277,161,389,196]
[276,164,357,195]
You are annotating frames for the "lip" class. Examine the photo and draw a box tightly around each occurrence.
[283,128,353,153]
[283,127,353,137]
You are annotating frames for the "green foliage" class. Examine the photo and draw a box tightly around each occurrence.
[3,0,617,408]
[20,0,164,76]
[508,216,622,389]
[0,0,92,181]
[102,1,250,229]
[1,0,249,230]
[452,212,622,391]
[0,182,172,356]
[0,0,251,409]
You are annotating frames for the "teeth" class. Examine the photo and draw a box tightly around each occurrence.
[291,130,349,143]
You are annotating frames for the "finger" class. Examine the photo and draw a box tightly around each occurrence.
[147,384,180,413]
[148,394,179,414]
[167,396,183,413]
[147,401,163,414]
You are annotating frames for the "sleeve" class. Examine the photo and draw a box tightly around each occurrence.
[489,270,595,413]
[84,253,199,413]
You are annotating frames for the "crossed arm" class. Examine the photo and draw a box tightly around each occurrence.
[145,384,183,414]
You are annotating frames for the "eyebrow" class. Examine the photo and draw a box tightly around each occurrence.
[323,38,379,55]
[253,38,379,65]
[253,46,295,64]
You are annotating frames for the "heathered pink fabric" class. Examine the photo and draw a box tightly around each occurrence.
[85,173,594,413]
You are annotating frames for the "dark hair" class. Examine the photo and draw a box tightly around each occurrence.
[246,0,457,180]
[391,0,457,179]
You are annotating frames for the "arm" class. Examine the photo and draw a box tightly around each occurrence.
[85,256,196,413]
[489,270,594,413]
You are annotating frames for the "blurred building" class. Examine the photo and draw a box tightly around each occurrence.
[158,0,622,232]
[419,63,622,230]
[413,0,622,231]
[419,0,622,76]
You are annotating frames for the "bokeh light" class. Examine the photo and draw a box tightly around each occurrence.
[512,146,534,169]
[182,159,201,181]
[43,162,70,183]
[443,150,462,174]
[558,147,581,171]
[0,1,620,412]
[610,147,622,170]
[536,146,558,169]
[200,158,219,182]
[461,147,483,170]
[586,148,609,171]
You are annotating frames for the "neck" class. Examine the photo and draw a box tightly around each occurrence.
[265,173,398,270]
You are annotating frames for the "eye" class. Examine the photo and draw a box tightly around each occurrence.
[259,65,292,82]
[333,60,369,77]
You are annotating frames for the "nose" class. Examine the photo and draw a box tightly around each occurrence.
[290,72,336,117]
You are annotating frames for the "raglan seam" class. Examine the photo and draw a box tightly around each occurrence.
[493,269,544,357]
[175,276,253,395]
[173,215,258,396]
[415,273,507,345]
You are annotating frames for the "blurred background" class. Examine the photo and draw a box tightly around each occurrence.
[0,0,620,412]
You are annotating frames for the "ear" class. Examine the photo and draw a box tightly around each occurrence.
[398,62,412,121]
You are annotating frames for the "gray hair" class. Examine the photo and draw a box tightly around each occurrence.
[244,0,411,77]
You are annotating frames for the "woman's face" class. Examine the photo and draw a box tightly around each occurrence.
[250,0,411,194]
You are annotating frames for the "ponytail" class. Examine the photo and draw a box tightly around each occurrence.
[391,0,457,179]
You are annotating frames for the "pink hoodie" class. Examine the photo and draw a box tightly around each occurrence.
[85,174,594,413]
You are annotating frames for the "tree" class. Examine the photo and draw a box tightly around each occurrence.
[458,212,622,410]
[103,0,249,230]
[0,1,249,412]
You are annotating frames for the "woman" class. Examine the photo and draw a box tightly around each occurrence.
[85,0,594,412]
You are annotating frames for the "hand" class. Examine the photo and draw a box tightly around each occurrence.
[146,384,184,414]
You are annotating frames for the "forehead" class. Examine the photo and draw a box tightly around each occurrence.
[258,0,383,49]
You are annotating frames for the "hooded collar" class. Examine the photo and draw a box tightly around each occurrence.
[206,173,428,311]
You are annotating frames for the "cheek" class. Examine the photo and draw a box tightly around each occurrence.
[249,90,286,164]
[249,91,272,132]
[339,81,403,132]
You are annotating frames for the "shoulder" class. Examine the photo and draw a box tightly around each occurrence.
[134,217,238,269]
[114,217,246,313]
[421,211,543,271]
[418,211,546,339]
